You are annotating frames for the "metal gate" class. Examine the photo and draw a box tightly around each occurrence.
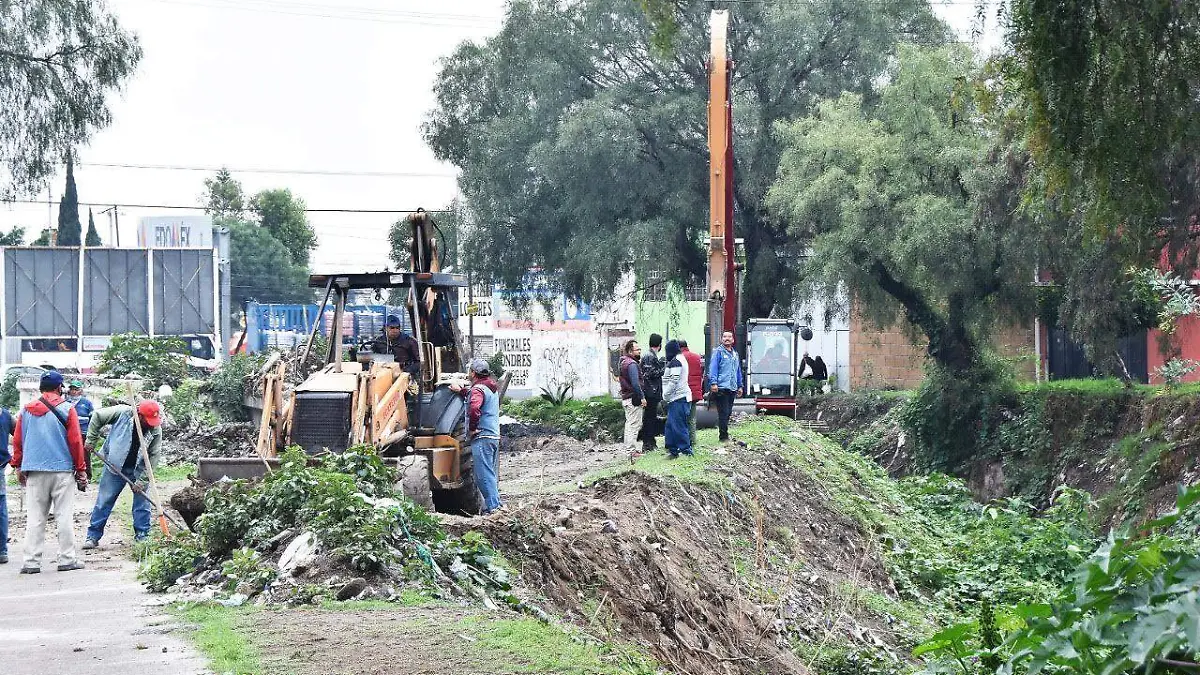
[1048,328,1148,383]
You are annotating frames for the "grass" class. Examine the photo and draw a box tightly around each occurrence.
[461,616,658,675]
[152,463,197,482]
[581,427,730,489]
[318,589,443,609]
[170,603,261,674]
[1019,377,1200,397]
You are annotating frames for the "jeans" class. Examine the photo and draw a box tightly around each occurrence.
[23,472,78,568]
[714,389,736,440]
[641,396,661,450]
[665,398,693,457]
[471,436,502,513]
[621,399,644,448]
[87,466,151,542]
[687,402,697,448]
[0,482,8,556]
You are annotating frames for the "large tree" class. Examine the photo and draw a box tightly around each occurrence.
[425,0,945,314]
[56,154,81,245]
[228,221,312,316]
[0,1,141,199]
[766,44,1036,375]
[202,168,245,220]
[250,188,316,266]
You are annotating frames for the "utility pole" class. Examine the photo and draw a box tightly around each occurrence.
[99,206,118,246]
[215,225,232,359]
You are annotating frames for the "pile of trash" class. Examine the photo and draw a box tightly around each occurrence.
[142,447,523,611]
[160,421,256,465]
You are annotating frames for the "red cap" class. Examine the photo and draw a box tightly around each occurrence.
[137,400,162,428]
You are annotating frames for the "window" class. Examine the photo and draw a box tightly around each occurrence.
[684,275,707,302]
[643,270,667,302]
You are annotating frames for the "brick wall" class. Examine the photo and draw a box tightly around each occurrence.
[849,309,1037,390]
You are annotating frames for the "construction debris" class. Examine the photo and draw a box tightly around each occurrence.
[160,421,256,465]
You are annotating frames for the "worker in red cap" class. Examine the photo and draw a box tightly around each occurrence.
[81,400,163,548]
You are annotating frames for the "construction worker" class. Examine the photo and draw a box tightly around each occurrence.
[0,405,13,564]
[65,380,95,439]
[678,340,704,448]
[81,401,163,549]
[618,340,646,454]
[708,330,744,443]
[450,359,504,515]
[11,371,88,574]
[372,314,421,379]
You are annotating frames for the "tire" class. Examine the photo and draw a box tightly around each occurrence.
[433,464,485,516]
[395,455,435,511]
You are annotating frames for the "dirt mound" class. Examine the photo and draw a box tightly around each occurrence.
[161,421,256,464]
[460,445,902,675]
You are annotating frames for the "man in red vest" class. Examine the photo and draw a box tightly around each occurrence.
[679,340,704,448]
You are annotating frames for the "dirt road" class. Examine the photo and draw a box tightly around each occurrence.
[0,474,207,675]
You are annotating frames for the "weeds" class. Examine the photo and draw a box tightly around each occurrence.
[504,395,624,441]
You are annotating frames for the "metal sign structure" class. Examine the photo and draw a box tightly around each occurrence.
[1,246,220,367]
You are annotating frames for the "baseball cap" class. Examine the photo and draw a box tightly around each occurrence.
[468,358,491,376]
[40,371,64,390]
[69,379,84,389]
[385,314,403,327]
[136,400,163,428]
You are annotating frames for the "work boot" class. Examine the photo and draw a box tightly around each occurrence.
[81,538,98,550]
[19,566,40,574]
[57,561,85,572]
[134,534,148,543]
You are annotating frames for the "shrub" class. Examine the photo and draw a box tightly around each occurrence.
[0,372,17,410]
[164,379,218,427]
[221,547,277,592]
[207,353,263,422]
[503,395,624,440]
[96,333,188,389]
[137,534,205,592]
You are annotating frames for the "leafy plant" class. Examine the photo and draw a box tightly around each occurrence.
[1003,485,1200,674]
[504,395,624,441]
[0,372,17,410]
[164,379,218,427]
[487,351,505,378]
[207,353,263,422]
[137,534,205,592]
[96,333,188,388]
[539,381,574,406]
[221,547,277,592]
[1156,358,1200,390]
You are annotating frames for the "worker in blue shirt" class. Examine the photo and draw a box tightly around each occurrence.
[707,330,744,442]
[66,380,95,438]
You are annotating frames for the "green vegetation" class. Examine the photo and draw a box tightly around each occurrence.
[153,463,197,482]
[462,616,658,675]
[96,333,189,389]
[584,437,729,490]
[0,371,18,410]
[139,446,514,604]
[503,395,623,441]
[170,603,260,674]
[164,379,217,427]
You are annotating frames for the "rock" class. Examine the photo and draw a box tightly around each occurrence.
[555,509,574,527]
[601,519,618,534]
[267,528,297,551]
[336,577,367,601]
[197,569,223,585]
[280,532,318,576]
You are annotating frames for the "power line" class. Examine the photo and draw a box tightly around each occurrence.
[140,0,503,27]
[78,161,457,179]
[6,199,449,214]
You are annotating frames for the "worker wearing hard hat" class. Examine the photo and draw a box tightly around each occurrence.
[372,314,421,380]
[81,400,163,549]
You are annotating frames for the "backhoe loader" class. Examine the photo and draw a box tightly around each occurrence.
[197,210,504,514]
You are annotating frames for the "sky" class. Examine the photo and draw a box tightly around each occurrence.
[0,0,1002,273]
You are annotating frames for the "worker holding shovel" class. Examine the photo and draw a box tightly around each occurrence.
[81,401,163,549]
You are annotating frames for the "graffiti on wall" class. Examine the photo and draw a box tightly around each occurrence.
[495,330,608,397]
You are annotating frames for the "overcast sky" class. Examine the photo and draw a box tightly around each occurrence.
[0,0,1001,272]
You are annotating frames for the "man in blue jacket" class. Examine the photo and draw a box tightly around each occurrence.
[707,330,744,442]
[66,380,95,439]
[0,406,13,564]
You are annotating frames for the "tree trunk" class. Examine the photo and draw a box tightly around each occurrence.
[868,260,979,374]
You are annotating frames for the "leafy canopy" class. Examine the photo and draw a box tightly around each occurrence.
[425,0,945,315]
[228,220,312,313]
[0,0,141,199]
[202,168,245,220]
[250,188,316,266]
[767,44,1036,373]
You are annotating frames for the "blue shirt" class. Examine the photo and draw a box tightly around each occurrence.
[708,346,744,392]
[0,408,12,467]
[70,396,95,436]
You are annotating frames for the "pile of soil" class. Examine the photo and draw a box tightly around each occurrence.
[459,444,905,675]
[160,421,256,464]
